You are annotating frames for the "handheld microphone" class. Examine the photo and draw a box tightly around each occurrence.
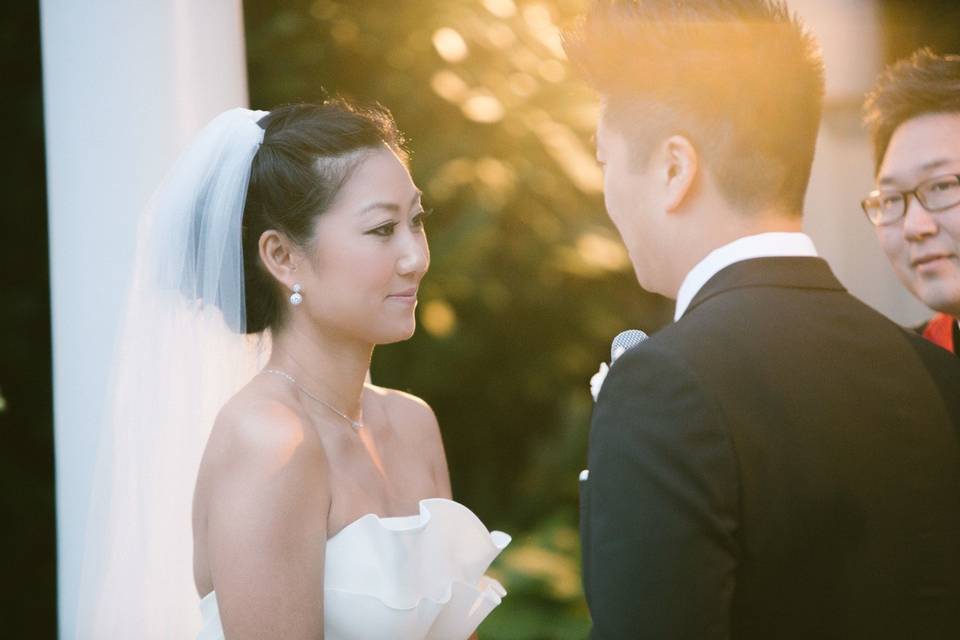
[611,329,649,362]
[582,329,649,484]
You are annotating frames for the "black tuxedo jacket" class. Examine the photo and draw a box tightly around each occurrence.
[581,257,960,639]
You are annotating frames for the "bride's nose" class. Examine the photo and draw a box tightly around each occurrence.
[396,232,429,276]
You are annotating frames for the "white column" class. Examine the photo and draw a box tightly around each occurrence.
[41,1,249,636]
[792,0,930,325]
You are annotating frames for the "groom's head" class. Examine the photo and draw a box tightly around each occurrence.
[564,0,824,297]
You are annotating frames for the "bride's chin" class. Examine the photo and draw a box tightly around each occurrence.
[374,321,417,345]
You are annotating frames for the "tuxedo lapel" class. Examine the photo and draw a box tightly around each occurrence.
[684,257,845,318]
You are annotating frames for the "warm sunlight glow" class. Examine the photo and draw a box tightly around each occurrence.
[428,158,476,201]
[432,27,469,63]
[483,0,517,19]
[421,299,458,338]
[522,3,566,59]
[527,112,603,194]
[537,59,566,83]
[431,69,470,103]
[475,157,516,194]
[483,22,517,50]
[577,233,630,272]
[507,72,539,97]
[462,92,505,123]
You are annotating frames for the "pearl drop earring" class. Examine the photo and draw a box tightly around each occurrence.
[289,284,303,306]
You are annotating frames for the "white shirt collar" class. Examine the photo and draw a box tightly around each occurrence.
[673,232,819,321]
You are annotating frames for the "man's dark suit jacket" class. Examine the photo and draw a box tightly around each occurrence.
[582,257,960,639]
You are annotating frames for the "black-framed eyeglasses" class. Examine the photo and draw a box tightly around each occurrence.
[860,174,960,227]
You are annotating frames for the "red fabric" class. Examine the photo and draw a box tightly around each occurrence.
[922,312,957,354]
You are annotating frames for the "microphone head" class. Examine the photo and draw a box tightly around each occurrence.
[611,329,649,362]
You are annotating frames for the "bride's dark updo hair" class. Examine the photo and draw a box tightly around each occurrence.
[241,100,407,334]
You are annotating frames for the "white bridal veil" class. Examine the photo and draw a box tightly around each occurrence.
[75,108,271,638]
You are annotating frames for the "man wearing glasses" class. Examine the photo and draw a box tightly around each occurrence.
[863,49,960,355]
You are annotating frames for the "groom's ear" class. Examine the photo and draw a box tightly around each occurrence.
[659,135,699,214]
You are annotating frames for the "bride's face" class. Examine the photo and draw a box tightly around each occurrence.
[296,145,429,344]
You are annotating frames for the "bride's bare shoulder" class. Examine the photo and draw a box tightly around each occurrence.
[370,384,447,456]
[368,384,439,436]
[206,380,327,474]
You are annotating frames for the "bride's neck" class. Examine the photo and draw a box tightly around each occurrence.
[267,319,372,416]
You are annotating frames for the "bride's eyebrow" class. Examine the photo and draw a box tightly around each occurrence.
[357,190,423,215]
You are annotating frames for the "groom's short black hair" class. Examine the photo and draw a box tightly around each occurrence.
[863,48,960,173]
[563,0,824,215]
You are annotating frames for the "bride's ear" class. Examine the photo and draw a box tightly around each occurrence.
[258,229,302,288]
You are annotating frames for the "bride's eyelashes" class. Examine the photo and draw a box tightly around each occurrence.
[366,221,398,237]
[365,208,434,238]
[412,207,434,228]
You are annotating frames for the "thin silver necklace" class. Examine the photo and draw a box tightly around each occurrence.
[263,368,363,431]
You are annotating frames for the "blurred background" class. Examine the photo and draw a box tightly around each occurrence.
[5,0,960,637]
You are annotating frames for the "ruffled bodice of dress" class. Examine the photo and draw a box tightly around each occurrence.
[197,498,510,640]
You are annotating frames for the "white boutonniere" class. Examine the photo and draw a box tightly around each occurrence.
[590,362,609,402]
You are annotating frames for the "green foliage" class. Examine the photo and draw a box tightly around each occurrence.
[483,510,591,639]
[244,1,672,635]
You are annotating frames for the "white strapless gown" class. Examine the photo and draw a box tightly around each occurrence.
[197,498,510,640]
